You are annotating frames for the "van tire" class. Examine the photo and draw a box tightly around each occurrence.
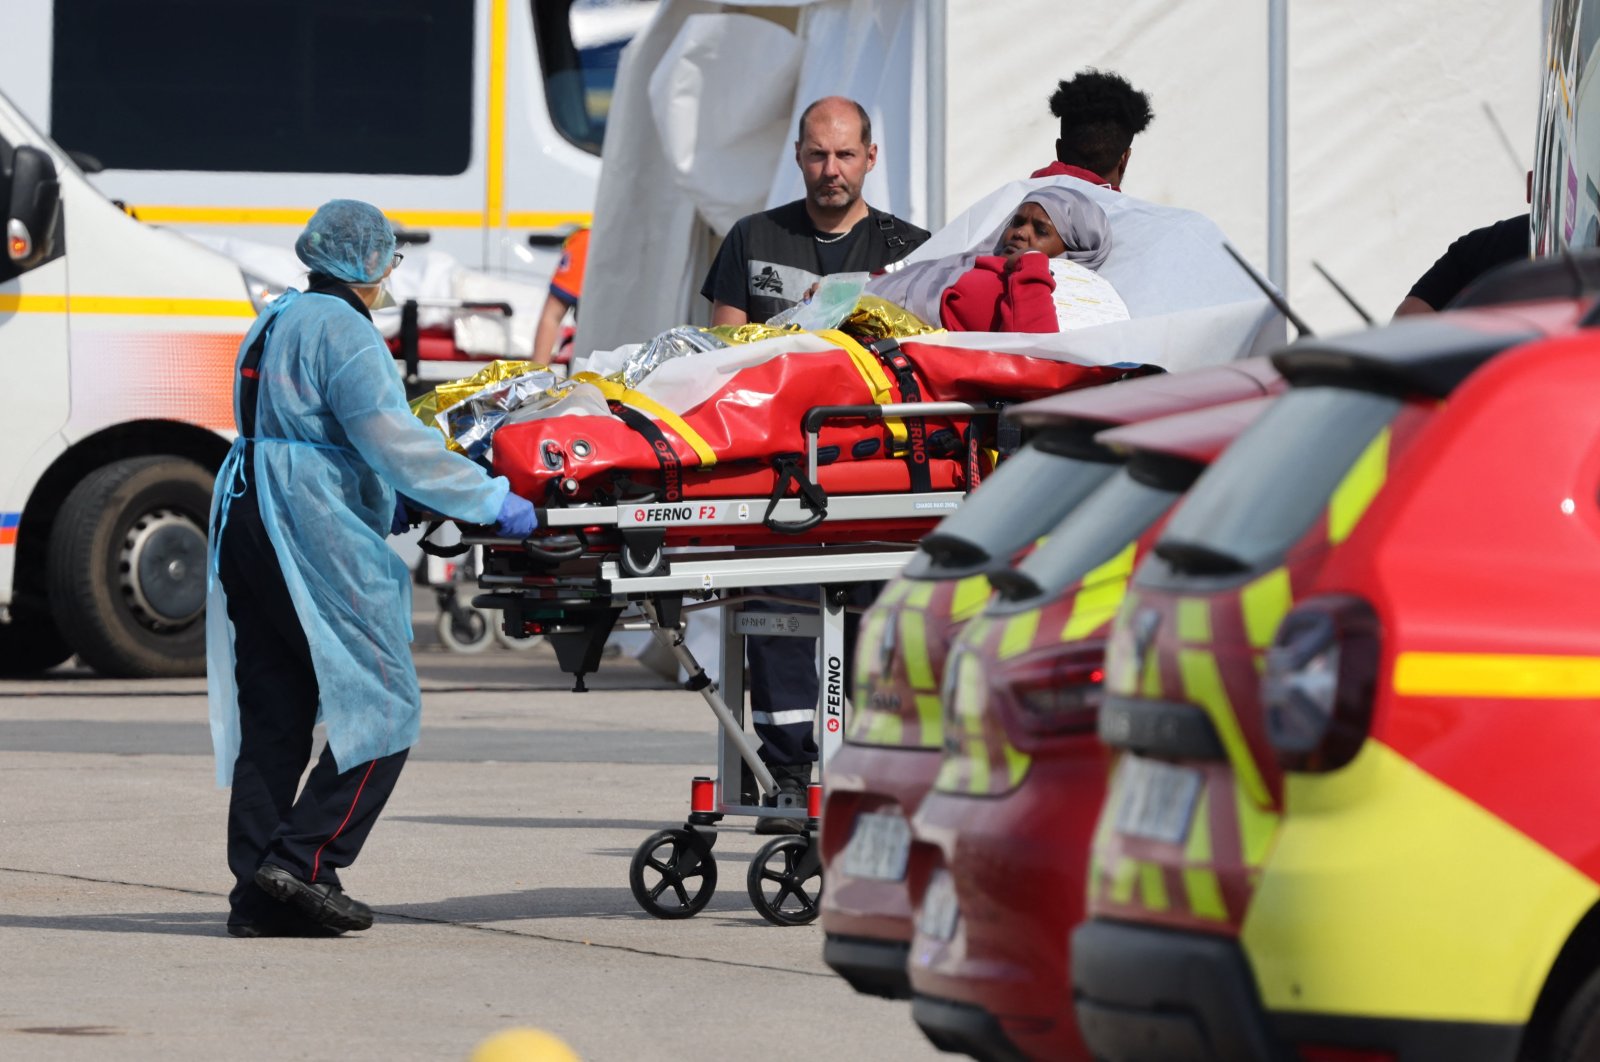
[0,601,75,675]
[48,456,213,678]
[1551,966,1600,1060]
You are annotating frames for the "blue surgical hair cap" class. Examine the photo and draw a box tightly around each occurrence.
[294,199,396,284]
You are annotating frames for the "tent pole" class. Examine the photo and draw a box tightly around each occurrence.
[1268,0,1288,291]
[926,0,947,230]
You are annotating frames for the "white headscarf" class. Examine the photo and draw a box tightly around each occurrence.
[865,186,1113,325]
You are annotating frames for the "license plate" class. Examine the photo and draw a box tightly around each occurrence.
[1114,756,1203,845]
[838,811,912,881]
[916,870,959,941]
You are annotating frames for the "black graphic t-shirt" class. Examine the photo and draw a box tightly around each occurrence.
[700,200,926,324]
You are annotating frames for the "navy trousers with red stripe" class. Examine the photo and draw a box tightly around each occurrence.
[220,473,407,925]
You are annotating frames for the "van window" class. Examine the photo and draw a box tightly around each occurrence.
[50,0,473,175]
[1012,469,1182,600]
[1155,388,1402,575]
[534,0,658,154]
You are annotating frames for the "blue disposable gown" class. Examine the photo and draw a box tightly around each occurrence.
[206,289,510,786]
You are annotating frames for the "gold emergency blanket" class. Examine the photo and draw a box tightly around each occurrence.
[408,359,535,427]
[406,296,941,453]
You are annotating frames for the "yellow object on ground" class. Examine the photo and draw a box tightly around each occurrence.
[469,1027,581,1062]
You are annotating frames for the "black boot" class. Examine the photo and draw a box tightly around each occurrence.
[755,763,811,835]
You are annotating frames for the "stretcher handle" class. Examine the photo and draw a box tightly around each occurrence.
[522,534,585,562]
[799,401,988,435]
[456,525,587,563]
[802,401,992,476]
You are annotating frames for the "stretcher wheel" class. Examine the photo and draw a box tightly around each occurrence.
[436,604,493,653]
[746,835,822,926]
[629,828,717,919]
[618,540,665,577]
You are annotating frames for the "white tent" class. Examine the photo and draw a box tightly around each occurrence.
[577,0,1538,359]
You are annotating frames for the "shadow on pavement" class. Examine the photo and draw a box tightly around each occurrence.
[379,886,685,923]
[388,814,670,832]
[0,911,230,937]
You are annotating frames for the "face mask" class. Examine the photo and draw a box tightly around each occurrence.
[370,283,396,310]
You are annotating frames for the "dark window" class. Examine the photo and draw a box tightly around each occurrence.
[917,447,1118,573]
[1010,470,1180,601]
[534,0,654,155]
[50,0,472,175]
[1155,387,1402,576]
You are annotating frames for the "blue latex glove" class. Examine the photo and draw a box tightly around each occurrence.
[495,492,539,539]
[389,495,411,536]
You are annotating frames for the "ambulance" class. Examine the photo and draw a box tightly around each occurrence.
[0,0,657,283]
[0,89,260,677]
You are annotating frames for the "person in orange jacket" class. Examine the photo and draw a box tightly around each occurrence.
[531,226,588,366]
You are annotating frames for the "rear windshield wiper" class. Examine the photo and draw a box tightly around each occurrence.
[1153,539,1250,576]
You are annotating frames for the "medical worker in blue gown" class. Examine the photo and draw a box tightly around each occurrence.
[206,200,538,937]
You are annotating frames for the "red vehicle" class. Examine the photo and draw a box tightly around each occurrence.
[905,397,1274,1062]
[1071,259,1596,1061]
[820,360,1282,1000]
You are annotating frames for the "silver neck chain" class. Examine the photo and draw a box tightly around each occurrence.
[814,229,850,244]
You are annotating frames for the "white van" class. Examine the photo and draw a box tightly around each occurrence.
[1,90,258,678]
[0,0,656,283]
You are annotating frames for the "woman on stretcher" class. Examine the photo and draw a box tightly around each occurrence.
[866,186,1127,333]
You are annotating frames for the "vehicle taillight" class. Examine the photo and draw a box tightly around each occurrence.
[1003,643,1105,736]
[1262,595,1380,772]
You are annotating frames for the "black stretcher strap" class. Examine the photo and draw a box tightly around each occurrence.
[875,346,931,493]
[763,457,829,535]
[610,403,684,503]
[964,421,984,491]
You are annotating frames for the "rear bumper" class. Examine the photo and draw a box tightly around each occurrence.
[907,772,1101,1058]
[911,994,1030,1062]
[1071,919,1520,1062]
[1072,919,1282,1061]
[822,934,911,1000]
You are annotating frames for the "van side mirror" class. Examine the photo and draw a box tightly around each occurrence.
[7,146,63,269]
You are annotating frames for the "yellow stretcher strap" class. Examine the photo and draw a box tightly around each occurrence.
[817,329,908,450]
[572,372,718,468]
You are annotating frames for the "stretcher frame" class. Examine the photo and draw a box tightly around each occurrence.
[467,400,993,813]
[460,399,995,923]
[472,537,921,816]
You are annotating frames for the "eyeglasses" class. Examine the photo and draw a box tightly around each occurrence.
[391,252,404,269]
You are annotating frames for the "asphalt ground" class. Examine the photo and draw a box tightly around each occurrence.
[0,597,941,1062]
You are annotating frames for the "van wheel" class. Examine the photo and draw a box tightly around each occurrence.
[0,601,75,675]
[1551,966,1600,1060]
[49,456,213,678]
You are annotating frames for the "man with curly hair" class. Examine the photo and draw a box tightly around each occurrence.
[1032,69,1154,190]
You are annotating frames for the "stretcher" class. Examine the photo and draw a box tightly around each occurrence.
[450,334,1148,924]
[482,336,1146,566]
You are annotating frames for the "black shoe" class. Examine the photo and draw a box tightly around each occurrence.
[754,813,803,835]
[754,769,809,835]
[254,864,375,932]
